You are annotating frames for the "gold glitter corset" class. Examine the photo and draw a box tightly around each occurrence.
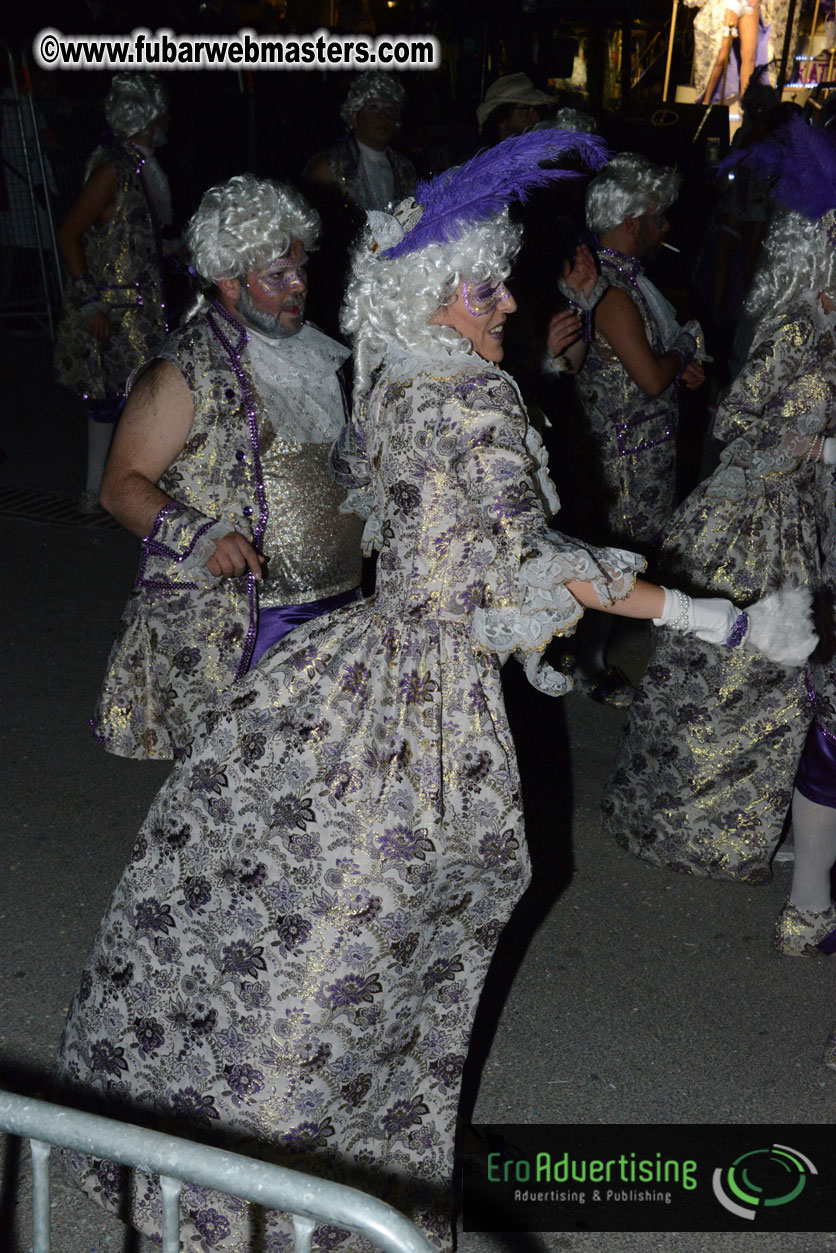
[258,434,363,608]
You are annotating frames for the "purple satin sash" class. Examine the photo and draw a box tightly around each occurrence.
[249,587,362,669]
[795,720,836,810]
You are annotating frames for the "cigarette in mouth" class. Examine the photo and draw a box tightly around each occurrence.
[662,242,680,253]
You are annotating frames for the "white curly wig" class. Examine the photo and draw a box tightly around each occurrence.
[185,174,321,284]
[745,208,836,324]
[104,73,168,139]
[340,71,406,128]
[340,207,521,398]
[586,152,681,234]
[536,107,599,135]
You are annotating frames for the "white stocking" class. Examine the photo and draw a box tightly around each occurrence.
[789,788,836,913]
[85,419,115,496]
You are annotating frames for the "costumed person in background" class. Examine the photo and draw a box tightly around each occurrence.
[303,71,416,214]
[571,153,707,700]
[687,0,799,104]
[54,73,170,513]
[92,175,362,761]
[475,73,555,148]
[302,71,417,335]
[605,115,836,885]
[54,129,787,1250]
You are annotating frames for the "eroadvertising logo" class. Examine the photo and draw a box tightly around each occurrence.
[712,1144,816,1220]
[461,1125,836,1233]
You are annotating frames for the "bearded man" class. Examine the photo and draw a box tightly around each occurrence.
[93,175,363,759]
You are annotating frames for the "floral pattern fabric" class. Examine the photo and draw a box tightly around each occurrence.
[604,296,836,882]
[54,140,166,401]
[574,250,680,548]
[57,353,642,1250]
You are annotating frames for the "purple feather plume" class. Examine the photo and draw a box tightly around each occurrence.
[719,114,836,219]
[383,129,609,259]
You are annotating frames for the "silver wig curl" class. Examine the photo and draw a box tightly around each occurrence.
[104,73,168,139]
[745,208,836,324]
[586,152,681,234]
[536,107,599,135]
[185,174,321,284]
[341,208,521,398]
[340,71,406,128]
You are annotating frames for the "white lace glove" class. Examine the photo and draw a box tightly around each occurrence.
[653,587,738,644]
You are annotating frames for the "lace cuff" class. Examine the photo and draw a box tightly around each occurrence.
[137,503,233,590]
[472,542,645,696]
[671,325,698,368]
[177,520,233,583]
[557,273,608,312]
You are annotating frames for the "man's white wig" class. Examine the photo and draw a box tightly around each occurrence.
[340,71,406,128]
[104,73,168,139]
[745,208,836,324]
[537,107,599,135]
[341,208,521,398]
[586,152,681,234]
[185,174,320,284]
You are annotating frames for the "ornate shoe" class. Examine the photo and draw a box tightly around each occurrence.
[774,901,836,956]
[825,1025,836,1071]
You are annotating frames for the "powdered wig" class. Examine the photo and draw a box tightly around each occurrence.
[104,73,168,139]
[538,107,599,135]
[340,71,406,128]
[744,208,836,324]
[185,175,321,283]
[586,152,682,234]
[341,208,521,398]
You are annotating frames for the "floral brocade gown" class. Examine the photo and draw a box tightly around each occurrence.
[604,296,836,883]
[55,349,642,1250]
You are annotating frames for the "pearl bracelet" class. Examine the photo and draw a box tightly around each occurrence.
[667,587,691,632]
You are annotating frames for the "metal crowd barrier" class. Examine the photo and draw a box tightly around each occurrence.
[0,1089,435,1253]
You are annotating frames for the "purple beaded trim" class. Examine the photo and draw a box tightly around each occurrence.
[207,300,269,679]
[126,140,169,334]
[725,611,749,649]
[137,515,219,590]
[615,407,675,457]
[599,247,643,292]
[804,665,836,745]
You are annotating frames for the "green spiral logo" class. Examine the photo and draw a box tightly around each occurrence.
[713,1144,816,1220]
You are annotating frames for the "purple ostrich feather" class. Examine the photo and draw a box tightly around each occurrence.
[719,114,836,219]
[383,129,610,260]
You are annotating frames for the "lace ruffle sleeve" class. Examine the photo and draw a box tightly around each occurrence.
[449,373,645,694]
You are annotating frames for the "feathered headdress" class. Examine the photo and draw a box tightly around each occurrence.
[720,114,836,220]
[372,129,609,261]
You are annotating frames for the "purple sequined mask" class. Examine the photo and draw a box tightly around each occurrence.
[250,250,309,296]
[461,279,511,316]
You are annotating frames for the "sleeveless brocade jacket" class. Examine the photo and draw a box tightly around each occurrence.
[93,305,267,759]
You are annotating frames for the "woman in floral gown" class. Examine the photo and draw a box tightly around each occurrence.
[605,118,836,885]
[54,133,765,1250]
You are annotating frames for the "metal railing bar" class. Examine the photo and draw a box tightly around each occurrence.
[30,1139,51,1252]
[293,1213,317,1253]
[159,1174,183,1253]
[0,1091,434,1253]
